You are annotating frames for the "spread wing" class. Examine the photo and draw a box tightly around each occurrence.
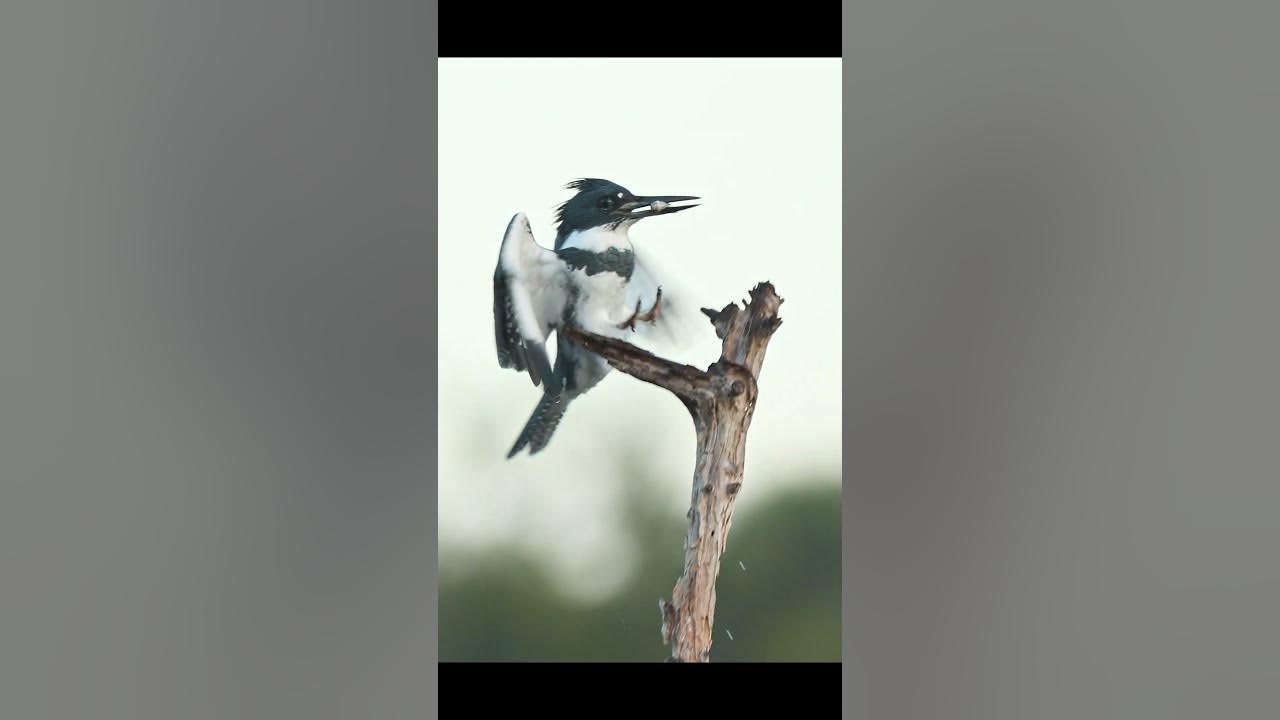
[493,213,569,395]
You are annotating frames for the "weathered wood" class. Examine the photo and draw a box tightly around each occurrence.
[561,281,783,662]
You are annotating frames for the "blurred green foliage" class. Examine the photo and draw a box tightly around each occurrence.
[439,468,841,662]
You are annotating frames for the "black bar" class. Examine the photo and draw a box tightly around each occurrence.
[439,662,841,710]
[439,1,841,58]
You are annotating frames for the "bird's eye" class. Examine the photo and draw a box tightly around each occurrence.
[597,196,616,210]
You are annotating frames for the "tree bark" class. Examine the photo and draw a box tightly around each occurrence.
[561,281,784,662]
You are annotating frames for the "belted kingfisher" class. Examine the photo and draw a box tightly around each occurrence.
[493,178,699,458]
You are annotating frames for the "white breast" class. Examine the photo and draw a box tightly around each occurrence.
[560,226,637,336]
[572,271,632,336]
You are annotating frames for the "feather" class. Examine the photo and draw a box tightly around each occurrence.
[492,213,569,396]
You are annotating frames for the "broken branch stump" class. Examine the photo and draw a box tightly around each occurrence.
[561,281,783,662]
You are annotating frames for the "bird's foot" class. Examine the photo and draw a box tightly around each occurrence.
[637,287,663,324]
[616,288,663,332]
[617,298,643,332]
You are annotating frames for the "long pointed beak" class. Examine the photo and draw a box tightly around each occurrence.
[620,195,700,219]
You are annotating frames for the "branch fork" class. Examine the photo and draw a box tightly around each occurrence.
[561,281,783,662]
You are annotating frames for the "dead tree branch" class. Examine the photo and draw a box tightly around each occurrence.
[561,281,784,662]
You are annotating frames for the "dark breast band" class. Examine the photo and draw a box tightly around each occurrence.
[556,247,635,280]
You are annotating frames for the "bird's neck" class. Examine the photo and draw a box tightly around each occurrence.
[555,223,634,254]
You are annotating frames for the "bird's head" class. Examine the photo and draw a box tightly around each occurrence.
[554,178,698,236]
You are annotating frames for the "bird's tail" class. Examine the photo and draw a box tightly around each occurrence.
[507,393,568,459]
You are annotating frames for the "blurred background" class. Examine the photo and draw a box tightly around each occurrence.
[1,2,434,718]
[844,2,1280,717]
[437,59,843,661]
[439,465,841,662]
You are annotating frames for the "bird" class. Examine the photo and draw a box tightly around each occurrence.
[493,178,699,458]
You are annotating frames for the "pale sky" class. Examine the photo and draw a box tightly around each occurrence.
[438,59,842,599]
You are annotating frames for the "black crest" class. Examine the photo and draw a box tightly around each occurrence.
[553,178,639,246]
